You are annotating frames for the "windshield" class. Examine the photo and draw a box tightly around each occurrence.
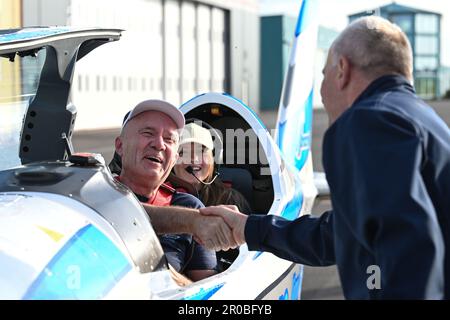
[0,48,46,170]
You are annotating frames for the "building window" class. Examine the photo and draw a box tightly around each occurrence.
[96,75,101,91]
[415,36,438,55]
[415,14,438,34]
[416,56,438,71]
[415,78,436,99]
[128,77,133,91]
[391,14,413,34]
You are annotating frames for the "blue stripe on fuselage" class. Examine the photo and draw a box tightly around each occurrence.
[24,224,131,300]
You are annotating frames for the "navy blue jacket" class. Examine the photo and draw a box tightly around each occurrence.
[245,75,450,299]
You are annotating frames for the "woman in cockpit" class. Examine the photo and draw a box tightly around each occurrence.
[172,121,251,271]
[172,121,251,215]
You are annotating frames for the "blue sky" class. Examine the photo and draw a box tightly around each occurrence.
[260,0,449,66]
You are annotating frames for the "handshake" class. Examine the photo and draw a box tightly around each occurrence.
[192,205,249,251]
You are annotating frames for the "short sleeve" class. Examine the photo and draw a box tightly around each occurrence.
[171,192,205,209]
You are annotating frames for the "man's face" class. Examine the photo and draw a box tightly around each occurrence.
[320,47,355,125]
[320,49,340,121]
[116,111,179,188]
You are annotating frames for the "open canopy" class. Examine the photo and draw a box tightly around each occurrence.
[0,27,122,167]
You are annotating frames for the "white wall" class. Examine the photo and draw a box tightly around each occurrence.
[230,8,260,108]
[181,1,197,102]
[68,0,165,130]
[22,0,70,26]
[21,0,258,130]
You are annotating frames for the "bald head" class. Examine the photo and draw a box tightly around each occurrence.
[332,16,413,82]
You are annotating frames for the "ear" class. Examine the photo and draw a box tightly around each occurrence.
[337,56,351,90]
[115,137,123,157]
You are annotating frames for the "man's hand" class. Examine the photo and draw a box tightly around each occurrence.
[199,205,248,246]
[189,213,239,251]
[168,264,192,287]
[142,204,239,251]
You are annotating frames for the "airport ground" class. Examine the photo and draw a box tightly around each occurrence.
[73,100,450,300]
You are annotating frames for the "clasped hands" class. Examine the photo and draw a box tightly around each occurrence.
[192,205,248,251]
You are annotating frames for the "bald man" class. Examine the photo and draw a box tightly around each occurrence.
[203,16,450,299]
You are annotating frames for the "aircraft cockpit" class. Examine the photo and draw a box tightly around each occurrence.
[181,94,275,215]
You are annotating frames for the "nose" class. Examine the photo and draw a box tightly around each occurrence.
[150,134,165,151]
[191,146,202,165]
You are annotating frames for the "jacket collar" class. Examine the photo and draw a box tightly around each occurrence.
[352,74,415,107]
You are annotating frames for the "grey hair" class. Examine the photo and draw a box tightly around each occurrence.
[332,16,413,82]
